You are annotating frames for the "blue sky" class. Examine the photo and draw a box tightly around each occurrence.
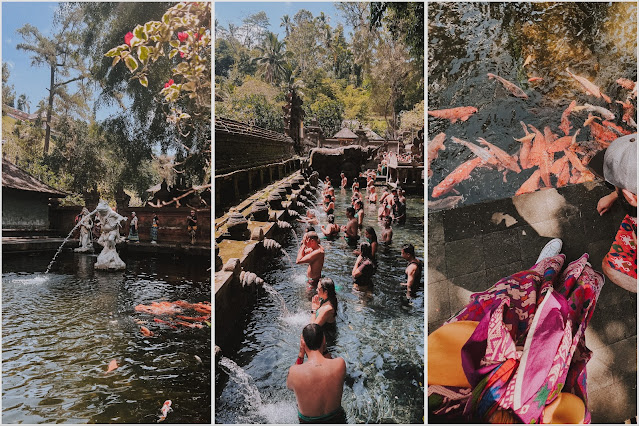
[2,3,59,114]
[215,2,352,40]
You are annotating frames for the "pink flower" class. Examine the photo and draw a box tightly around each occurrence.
[180,52,185,58]
[164,79,174,89]
[178,32,188,42]
[124,32,134,46]
[195,33,202,41]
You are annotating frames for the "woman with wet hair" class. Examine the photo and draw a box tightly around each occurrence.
[364,227,378,261]
[352,242,375,289]
[298,278,338,360]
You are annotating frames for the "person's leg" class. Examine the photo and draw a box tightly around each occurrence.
[536,238,563,264]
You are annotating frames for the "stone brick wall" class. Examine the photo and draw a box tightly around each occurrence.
[2,188,50,229]
[50,206,211,245]
[214,133,295,174]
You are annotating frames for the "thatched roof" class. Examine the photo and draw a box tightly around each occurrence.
[2,158,67,197]
[332,127,358,139]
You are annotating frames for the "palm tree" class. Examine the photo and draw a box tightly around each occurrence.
[280,15,291,37]
[252,32,291,85]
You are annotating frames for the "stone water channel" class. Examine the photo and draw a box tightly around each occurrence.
[2,251,211,423]
[215,171,424,423]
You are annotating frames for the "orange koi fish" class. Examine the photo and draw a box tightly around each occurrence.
[548,129,580,153]
[428,133,447,177]
[557,161,571,187]
[601,120,633,136]
[572,103,615,120]
[487,73,528,98]
[559,100,577,136]
[428,106,478,123]
[583,113,601,127]
[516,170,542,195]
[431,157,485,198]
[135,302,182,316]
[175,320,204,329]
[451,137,500,166]
[617,78,636,91]
[477,137,521,173]
[527,125,552,187]
[176,315,210,322]
[563,149,588,173]
[528,77,543,83]
[550,156,569,176]
[515,121,534,169]
[154,318,178,329]
[588,121,619,146]
[565,68,611,102]
[106,359,119,373]
[616,100,636,128]
[158,400,172,422]
[140,326,154,337]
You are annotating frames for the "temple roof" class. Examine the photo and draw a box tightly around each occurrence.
[332,127,358,139]
[366,129,384,140]
[2,158,67,197]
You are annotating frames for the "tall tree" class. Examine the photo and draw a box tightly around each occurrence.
[240,11,269,49]
[252,32,290,84]
[280,15,292,37]
[16,5,88,155]
[16,94,30,112]
[2,62,16,109]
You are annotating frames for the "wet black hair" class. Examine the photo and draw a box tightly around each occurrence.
[346,207,355,217]
[302,323,324,351]
[364,226,377,242]
[319,277,338,314]
[402,243,415,257]
[305,226,316,233]
[327,214,335,223]
[360,242,372,259]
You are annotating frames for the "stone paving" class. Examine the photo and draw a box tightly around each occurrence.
[428,180,637,423]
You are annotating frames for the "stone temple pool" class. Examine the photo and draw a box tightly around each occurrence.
[2,251,211,423]
[216,185,424,423]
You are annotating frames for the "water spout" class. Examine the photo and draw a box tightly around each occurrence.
[46,208,98,274]
[218,357,263,408]
[261,283,290,316]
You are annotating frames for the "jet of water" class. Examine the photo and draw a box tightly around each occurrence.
[262,283,290,316]
[218,357,263,408]
[45,207,98,274]
[279,248,294,268]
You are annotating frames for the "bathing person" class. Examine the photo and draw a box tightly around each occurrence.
[378,201,392,219]
[128,212,139,242]
[392,192,406,224]
[341,207,359,244]
[355,200,365,228]
[287,324,347,424]
[321,215,340,238]
[380,215,393,244]
[340,172,347,189]
[352,242,375,289]
[298,278,338,359]
[588,133,637,292]
[297,231,325,288]
[379,188,391,205]
[368,186,377,204]
[364,227,378,261]
[351,187,362,205]
[351,179,360,192]
[400,244,422,298]
[323,195,335,216]
[298,210,319,225]
[187,210,198,245]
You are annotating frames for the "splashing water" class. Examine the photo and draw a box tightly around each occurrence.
[262,283,289,316]
[219,357,262,408]
[45,208,98,274]
[279,249,293,268]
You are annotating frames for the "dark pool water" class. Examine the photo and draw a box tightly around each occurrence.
[428,2,637,209]
[215,186,424,423]
[2,251,211,423]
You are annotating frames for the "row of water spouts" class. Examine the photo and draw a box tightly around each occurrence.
[45,207,98,274]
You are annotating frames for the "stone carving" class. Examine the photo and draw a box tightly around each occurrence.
[94,200,127,270]
[74,207,94,253]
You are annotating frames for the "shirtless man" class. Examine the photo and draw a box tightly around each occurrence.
[287,324,347,424]
[380,215,393,243]
[321,215,340,238]
[340,172,347,189]
[296,231,325,288]
[341,207,359,245]
[400,244,422,298]
[298,210,319,225]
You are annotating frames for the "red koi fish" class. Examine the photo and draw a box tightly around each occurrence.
[559,100,577,135]
[175,320,204,329]
[601,120,633,136]
[588,121,618,146]
[431,157,485,198]
[516,170,542,195]
[428,106,478,123]
[158,400,172,422]
[140,326,154,337]
[548,129,580,153]
[528,125,551,187]
[154,318,178,329]
[106,359,118,373]
[428,133,447,178]
[191,302,212,314]
[515,121,534,169]
[616,100,636,128]
[477,137,521,173]
[566,68,611,103]
[487,73,528,98]
[176,315,210,322]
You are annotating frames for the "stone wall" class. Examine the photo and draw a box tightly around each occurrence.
[215,132,295,175]
[50,206,211,245]
[2,188,51,230]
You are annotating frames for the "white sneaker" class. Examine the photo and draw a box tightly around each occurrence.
[536,238,563,264]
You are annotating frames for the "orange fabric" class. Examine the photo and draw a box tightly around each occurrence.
[427,321,478,387]
[542,392,585,424]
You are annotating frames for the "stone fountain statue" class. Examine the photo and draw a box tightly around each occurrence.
[74,207,94,253]
[94,200,127,270]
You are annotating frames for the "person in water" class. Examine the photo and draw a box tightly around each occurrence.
[287,323,347,424]
[364,227,378,261]
[340,172,347,189]
[323,194,335,216]
[352,242,375,289]
[400,243,422,298]
[298,210,319,225]
[368,186,377,204]
[297,277,338,359]
[296,231,325,288]
[378,200,392,219]
[354,200,365,228]
[392,192,406,224]
[321,215,340,238]
[380,215,393,244]
[341,207,359,245]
